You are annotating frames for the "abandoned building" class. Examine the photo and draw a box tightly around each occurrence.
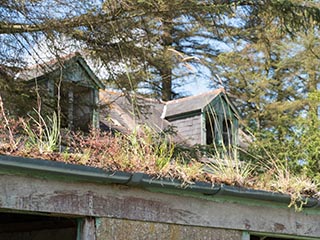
[5,53,238,148]
[0,54,319,239]
[100,88,239,149]
[0,154,319,240]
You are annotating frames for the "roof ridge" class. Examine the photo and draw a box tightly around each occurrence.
[165,88,225,105]
[101,89,165,104]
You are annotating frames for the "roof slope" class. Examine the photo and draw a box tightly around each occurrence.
[16,52,104,89]
[99,90,170,132]
[164,89,224,118]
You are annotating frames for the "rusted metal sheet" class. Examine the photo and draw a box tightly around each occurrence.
[0,174,320,238]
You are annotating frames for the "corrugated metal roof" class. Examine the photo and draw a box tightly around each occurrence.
[164,88,224,118]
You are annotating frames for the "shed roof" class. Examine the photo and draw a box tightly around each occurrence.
[164,88,224,118]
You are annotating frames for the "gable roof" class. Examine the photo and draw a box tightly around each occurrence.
[16,52,104,89]
[164,88,232,118]
[99,90,188,143]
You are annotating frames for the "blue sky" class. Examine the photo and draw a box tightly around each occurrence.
[176,77,212,96]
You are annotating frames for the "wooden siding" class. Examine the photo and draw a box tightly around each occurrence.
[169,114,202,145]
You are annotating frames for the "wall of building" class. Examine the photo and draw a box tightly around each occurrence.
[96,218,242,240]
[0,157,320,240]
[169,114,202,145]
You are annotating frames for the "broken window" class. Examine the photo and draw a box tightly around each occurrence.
[60,83,95,132]
[205,113,215,145]
[205,111,220,145]
[205,113,234,147]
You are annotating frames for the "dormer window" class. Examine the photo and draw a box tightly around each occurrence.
[163,89,239,147]
[18,53,104,132]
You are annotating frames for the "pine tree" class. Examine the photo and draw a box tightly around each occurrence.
[2,0,320,100]
[213,6,320,177]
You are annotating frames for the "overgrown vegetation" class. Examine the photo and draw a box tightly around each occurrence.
[0,105,319,211]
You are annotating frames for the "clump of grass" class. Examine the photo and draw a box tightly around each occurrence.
[68,125,203,183]
[256,159,319,211]
[23,110,60,154]
[0,95,22,152]
[205,154,255,187]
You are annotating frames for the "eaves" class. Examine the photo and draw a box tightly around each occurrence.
[0,154,319,210]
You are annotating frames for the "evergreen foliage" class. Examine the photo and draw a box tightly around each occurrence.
[212,6,320,179]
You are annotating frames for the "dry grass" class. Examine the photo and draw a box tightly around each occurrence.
[254,160,320,211]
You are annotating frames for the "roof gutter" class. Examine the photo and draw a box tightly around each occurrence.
[0,155,131,184]
[0,155,319,209]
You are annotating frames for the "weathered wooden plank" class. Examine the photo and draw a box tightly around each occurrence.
[0,174,319,238]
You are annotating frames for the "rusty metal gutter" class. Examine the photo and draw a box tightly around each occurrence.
[0,154,319,209]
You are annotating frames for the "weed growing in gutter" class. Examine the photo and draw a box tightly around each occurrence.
[255,159,320,211]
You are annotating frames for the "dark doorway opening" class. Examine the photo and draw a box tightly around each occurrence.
[0,212,77,240]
